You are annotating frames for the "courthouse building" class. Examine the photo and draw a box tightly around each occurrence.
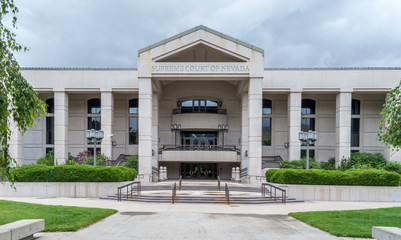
[10,25,401,182]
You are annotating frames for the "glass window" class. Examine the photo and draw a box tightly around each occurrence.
[351,150,360,154]
[180,99,220,113]
[352,99,360,115]
[88,148,101,156]
[351,118,360,147]
[301,149,315,158]
[262,118,271,146]
[88,98,101,114]
[46,98,54,114]
[129,117,138,144]
[302,99,316,115]
[129,99,138,114]
[181,100,193,113]
[263,99,272,115]
[45,148,54,154]
[301,118,315,131]
[88,117,101,130]
[46,117,54,144]
[206,100,218,113]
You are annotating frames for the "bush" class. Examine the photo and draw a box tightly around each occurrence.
[320,157,336,170]
[37,150,55,166]
[124,154,138,170]
[76,151,91,165]
[265,169,279,182]
[12,165,137,182]
[384,161,401,175]
[65,153,77,165]
[340,152,387,170]
[269,168,400,186]
[84,154,108,167]
[280,157,321,169]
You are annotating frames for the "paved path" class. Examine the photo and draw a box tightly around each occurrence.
[3,197,400,239]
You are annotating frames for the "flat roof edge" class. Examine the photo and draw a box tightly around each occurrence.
[21,67,138,71]
[264,67,401,71]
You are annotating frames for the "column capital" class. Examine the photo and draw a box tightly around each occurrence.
[289,88,303,93]
[339,88,353,93]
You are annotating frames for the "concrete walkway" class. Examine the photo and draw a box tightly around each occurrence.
[3,197,401,239]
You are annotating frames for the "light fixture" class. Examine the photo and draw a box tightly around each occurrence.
[298,130,318,169]
[218,124,229,148]
[170,123,182,148]
[86,129,104,167]
[177,101,181,107]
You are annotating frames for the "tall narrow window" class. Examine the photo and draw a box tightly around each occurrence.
[88,117,101,130]
[262,99,272,146]
[352,99,360,115]
[129,117,138,144]
[301,99,316,155]
[301,118,315,132]
[46,117,54,144]
[129,99,138,114]
[88,98,101,114]
[351,118,360,147]
[46,98,54,114]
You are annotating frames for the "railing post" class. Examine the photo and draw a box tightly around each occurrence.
[218,176,221,191]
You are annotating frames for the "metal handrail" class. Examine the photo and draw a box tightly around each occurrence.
[225,183,230,205]
[117,181,141,201]
[217,176,221,191]
[240,168,248,178]
[172,182,177,204]
[261,182,286,204]
[159,145,241,155]
[179,176,182,190]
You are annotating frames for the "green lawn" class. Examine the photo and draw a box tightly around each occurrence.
[289,207,401,238]
[0,200,117,232]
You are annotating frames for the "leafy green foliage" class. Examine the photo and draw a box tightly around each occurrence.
[265,169,279,182]
[75,151,91,164]
[12,165,137,182]
[36,150,54,166]
[319,157,336,170]
[383,161,401,175]
[269,168,400,186]
[289,207,401,238]
[124,154,138,170]
[0,200,117,232]
[0,0,46,184]
[280,157,321,169]
[340,152,387,170]
[379,80,401,152]
[84,153,108,167]
[65,152,77,165]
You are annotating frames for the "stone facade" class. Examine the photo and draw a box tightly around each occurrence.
[12,25,401,183]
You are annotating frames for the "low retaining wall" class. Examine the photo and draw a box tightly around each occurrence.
[275,183,401,202]
[0,182,130,198]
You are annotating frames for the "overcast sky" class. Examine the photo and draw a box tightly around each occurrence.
[9,0,401,68]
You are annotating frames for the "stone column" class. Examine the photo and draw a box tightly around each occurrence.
[248,78,262,183]
[241,92,249,174]
[287,90,302,161]
[336,90,352,167]
[101,91,113,159]
[54,91,68,164]
[9,119,23,166]
[138,78,152,182]
[151,93,159,181]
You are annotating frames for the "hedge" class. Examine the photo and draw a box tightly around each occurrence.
[267,168,400,186]
[13,165,137,182]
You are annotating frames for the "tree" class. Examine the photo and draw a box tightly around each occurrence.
[378,80,401,152]
[1,0,46,184]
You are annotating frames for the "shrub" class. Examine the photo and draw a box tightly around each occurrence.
[384,161,401,175]
[76,151,91,165]
[269,168,400,186]
[12,165,137,182]
[341,152,387,170]
[320,157,336,170]
[84,154,108,167]
[280,157,321,169]
[36,150,55,166]
[265,169,279,182]
[124,154,138,170]
[65,153,77,165]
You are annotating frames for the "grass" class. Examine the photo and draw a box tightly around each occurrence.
[0,200,117,232]
[289,207,401,238]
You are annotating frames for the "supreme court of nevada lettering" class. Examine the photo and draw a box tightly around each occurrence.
[13,25,401,183]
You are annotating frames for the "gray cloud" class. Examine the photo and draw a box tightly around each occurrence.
[11,0,401,68]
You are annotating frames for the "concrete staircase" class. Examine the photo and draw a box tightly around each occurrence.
[100,181,302,204]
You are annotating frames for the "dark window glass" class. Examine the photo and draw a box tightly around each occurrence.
[263,99,272,115]
[46,98,54,114]
[351,150,360,154]
[180,99,220,113]
[301,118,315,131]
[352,99,360,115]
[181,100,193,113]
[302,99,316,115]
[88,98,101,114]
[46,148,54,154]
[46,117,54,144]
[88,148,101,156]
[88,117,101,130]
[301,149,315,158]
[206,100,218,113]
[262,118,271,146]
[129,117,138,144]
[351,118,360,147]
[129,99,138,114]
